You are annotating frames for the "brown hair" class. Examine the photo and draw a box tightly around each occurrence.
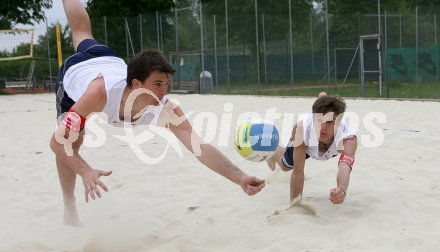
[126,49,175,87]
[312,96,346,116]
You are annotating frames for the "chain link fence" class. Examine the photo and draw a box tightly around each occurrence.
[1,1,439,99]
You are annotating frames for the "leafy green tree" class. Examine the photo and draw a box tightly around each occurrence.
[310,0,415,48]
[11,42,31,57]
[33,23,74,60]
[404,0,440,12]
[0,0,52,29]
[0,22,74,85]
[86,0,174,17]
[85,0,176,58]
[199,0,315,55]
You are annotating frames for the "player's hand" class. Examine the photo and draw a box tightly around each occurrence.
[329,187,346,204]
[81,169,112,202]
[240,176,265,196]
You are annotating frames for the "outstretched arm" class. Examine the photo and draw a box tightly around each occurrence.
[329,136,358,204]
[50,78,110,202]
[62,0,93,50]
[290,124,307,203]
[162,102,265,196]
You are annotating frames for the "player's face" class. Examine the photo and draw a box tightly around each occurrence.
[142,70,170,103]
[313,112,337,143]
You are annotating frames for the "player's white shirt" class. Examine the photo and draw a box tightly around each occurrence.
[63,56,166,127]
[299,113,356,160]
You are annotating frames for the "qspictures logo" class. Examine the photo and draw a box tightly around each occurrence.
[57,89,386,164]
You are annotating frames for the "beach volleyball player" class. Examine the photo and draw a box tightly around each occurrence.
[50,0,265,226]
[266,94,358,204]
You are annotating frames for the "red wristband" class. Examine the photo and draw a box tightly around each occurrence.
[62,108,86,133]
[339,153,354,170]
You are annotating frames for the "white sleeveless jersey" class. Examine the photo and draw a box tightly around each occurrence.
[63,56,166,127]
[299,113,356,160]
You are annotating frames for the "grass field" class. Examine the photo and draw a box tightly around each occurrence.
[212,82,440,99]
[1,81,439,99]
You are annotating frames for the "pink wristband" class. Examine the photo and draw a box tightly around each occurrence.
[339,153,355,170]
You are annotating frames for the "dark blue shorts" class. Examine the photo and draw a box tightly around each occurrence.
[282,139,339,169]
[56,39,118,118]
[282,139,310,169]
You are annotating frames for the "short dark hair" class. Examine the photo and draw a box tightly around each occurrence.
[126,49,175,87]
[312,96,346,116]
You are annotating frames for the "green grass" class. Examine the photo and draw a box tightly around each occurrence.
[1,81,438,99]
[212,82,440,99]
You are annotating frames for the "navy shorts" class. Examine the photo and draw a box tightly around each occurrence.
[56,39,118,119]
[281,139,310,169]
[282,139,339,169]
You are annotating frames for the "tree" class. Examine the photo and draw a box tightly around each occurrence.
[310,0,415,48]
[0,22,74,83]
[0,0,52,29]
[403,0,440,12]
[86,0,175,17]
[33,23,74,60]
[84,0,176,58]
[201,0,314,51]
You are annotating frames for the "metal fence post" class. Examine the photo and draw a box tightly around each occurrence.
[262,14,267,86]
[325,0,330,91]
[360,37,365,96]
[225,0,230,93]
[435,13,437,45]
[378,0,382,97]
[399,13,402,48]
[125,17,129,62]
[334,49,337,83]
[174,3,181,89]
[289,0,294,94]
[139,14,143,51]
[45,17,52,91]
[310,13,315,74]
[156,11,160,50]
[416,7,419,82]
[214,15,218,87]
[200,2,205,94]
[385,11,389,97]
[254,0,260,94]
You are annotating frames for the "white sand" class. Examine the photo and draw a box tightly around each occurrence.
[1,93,439,251]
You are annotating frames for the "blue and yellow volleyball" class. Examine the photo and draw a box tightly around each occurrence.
[234,122,280,162]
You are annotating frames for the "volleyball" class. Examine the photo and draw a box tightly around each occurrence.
[234,122,279,162]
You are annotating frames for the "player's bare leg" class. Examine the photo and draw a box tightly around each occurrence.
[56,132,84,226]
[266,146,287,171]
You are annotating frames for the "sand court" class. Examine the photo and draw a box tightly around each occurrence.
[1,93,439,251]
